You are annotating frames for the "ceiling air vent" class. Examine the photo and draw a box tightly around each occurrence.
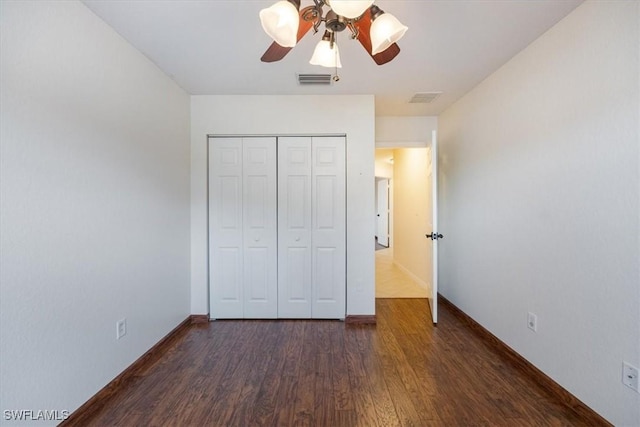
[297,73,332,85]
[409,92,443,104]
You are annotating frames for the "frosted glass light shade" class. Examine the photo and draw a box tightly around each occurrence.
[328,0,374,19]
[259,1,300,48]
[309,40,342,68]
[370,12,408,55]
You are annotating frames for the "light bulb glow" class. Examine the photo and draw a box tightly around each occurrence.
[259,1,300,47]
[328,0,374,19]
[370,12,408,55]
[309,40,342,68]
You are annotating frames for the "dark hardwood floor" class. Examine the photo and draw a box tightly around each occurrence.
[74,299,603,426]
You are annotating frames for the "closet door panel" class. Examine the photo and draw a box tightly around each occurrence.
[285,247,311,300]
[209,138,244,318]
[311,137,346,319]
[278,137,312,318]
[210,135,345,320]
[217,248,242,300]
[243,138,277,318]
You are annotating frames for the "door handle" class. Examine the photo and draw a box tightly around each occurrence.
[426,232,443,240]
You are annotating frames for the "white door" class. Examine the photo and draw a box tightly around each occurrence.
[376,178,389,247]
[278,136,346,319]
[311,136,346,319]
[278,137,313,318]
[427,130,439,324]
[209,138,244,318]
[242,138,278,318]
[209,137,277,319]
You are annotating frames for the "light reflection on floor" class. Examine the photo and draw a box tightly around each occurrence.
[375,248,429,298]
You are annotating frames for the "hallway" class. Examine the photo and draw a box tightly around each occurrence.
[375,248,428,298]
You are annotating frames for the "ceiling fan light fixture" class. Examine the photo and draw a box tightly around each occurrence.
[327,0,374,19]
[309,31,342,68]
[370,9,408,55]
[259,0,405,69]
[259,0,300,48]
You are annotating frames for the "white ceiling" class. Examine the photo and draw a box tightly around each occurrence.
[83,0,583,116]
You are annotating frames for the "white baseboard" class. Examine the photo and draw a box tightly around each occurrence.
[392,260,432,293]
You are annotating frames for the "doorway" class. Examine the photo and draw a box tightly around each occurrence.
[374,147,432,299]
[375,177,390,249]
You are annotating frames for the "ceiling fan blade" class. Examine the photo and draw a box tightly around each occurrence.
[373,43,400,65]
[261,43,292,63]
[260,6,316,63]
[352,8,401,65]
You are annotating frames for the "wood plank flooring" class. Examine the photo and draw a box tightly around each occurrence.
[74,299,604,426]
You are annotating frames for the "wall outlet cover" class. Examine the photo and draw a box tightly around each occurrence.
[622,362,639,392]
[527,312,537,332]
[116,318,127,340]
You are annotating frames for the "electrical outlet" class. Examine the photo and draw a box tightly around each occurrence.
[622,362,639,392]
[116,318,127,340]
[527,312,537,332]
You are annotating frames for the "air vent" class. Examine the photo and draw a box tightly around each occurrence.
[297,73,332,85]
[409,92,443,104]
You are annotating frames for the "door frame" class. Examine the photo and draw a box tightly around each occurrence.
[374,137,438,323]
[375,177,390,248]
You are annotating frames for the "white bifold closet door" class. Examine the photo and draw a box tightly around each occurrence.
[209,137,278,319]
[278,136,346,319]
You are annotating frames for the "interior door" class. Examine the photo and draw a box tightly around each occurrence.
[427,130,439,324]
[376,178,389,247]
[209,138,244,318]
[209,137,277,319]
[311,136,346,319]
[242,137,277,318]
[278,137,313,318]
[278,136,346,319]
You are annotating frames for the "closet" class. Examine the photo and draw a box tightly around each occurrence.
[208,136,346,319]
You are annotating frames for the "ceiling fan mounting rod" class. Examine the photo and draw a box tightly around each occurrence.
[325,10,347,32]
[311,0,326,8]
[300,0,366,35]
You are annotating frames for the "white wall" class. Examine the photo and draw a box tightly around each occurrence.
[376,116,437,148]
[374,148,394,178]
[0,1,191,424]
[393,148,431,290]
[438,1,639,425]
[191,95,375,316]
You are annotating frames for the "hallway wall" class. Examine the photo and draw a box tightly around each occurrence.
[393,148,432,290]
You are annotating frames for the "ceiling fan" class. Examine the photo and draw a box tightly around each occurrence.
[259,0,408,71]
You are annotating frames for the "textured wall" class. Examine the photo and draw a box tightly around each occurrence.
[0,1,191,423]
[191,95,376,316]
[438,1,639,424]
